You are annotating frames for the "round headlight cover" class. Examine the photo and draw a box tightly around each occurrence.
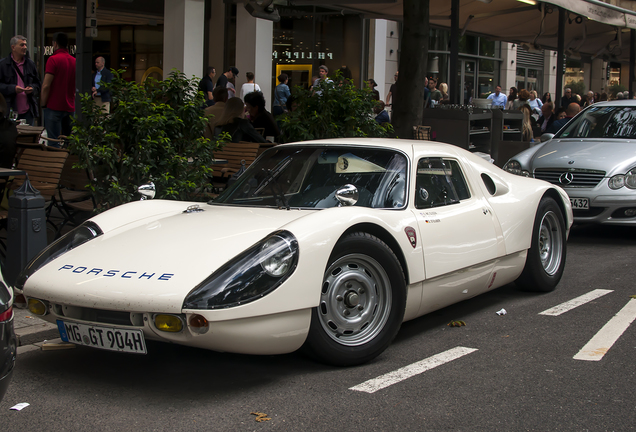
[183,231,299,309]
[625,168,636,189]
[609,174,626,190]
[503,160,530,177]
[261,235,296,277]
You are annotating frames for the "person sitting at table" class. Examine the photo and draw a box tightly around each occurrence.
[0,93,17,168]
[214,97,267,143]
[244,91,279,142]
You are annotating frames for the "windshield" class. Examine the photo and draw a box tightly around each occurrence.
[557,106,636,139]
[213,146,408,209]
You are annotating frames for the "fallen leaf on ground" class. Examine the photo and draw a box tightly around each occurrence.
[447,320,466,327]
[251,412,271,422]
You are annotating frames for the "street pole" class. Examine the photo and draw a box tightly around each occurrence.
[76,0,94,121]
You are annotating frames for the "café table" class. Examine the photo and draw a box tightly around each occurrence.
[16,125,45,144]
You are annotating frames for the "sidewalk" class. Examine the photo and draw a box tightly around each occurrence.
[13,305,64,353]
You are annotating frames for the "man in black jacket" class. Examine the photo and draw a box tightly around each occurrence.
[0,35,41,125]
[91,56,113,113]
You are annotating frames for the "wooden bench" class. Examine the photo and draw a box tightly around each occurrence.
[211,142,261,191]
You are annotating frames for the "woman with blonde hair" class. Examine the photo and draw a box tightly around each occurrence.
[519,104,536,142]
[439,82,449,101]
[214,97,266,143]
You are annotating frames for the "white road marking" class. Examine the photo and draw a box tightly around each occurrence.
[349,346,478,394]
[539,289,613,316]
[573,299,636,361]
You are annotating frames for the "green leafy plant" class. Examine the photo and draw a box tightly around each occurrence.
[70,70,222,210]
[567,80,586,97]
[608,82,627,99]
[279,72,392,143]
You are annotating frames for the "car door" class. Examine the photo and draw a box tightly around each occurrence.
[413,157,500,281]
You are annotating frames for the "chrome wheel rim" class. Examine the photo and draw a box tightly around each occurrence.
[538,210,563,275]
[319,253,392,346]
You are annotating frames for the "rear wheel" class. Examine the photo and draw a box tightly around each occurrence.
[516,196,567,292]
[303,232,406,366]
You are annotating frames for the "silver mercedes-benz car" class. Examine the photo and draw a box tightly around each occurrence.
[503,100,636,225]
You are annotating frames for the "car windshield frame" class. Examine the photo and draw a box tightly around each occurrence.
[556,105,636,140]
[210,145,409,210]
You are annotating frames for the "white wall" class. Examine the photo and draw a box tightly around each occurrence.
[371,19,388,102]
[542,50,557,98]
[500,42,517,92]
[163,0,205,79]
[235,7,273,110]
[384,20,400,102]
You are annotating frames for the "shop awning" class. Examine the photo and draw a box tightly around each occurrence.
[326,0,636,62]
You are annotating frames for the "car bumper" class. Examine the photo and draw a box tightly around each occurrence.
[569,193,636,225]
[0,320,17,402]
[24,299,311,356]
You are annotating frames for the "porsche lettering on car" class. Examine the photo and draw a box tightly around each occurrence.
[17,139,573,366]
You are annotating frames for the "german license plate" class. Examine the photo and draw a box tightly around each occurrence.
[56,320,146,354]
[570,197,589,210]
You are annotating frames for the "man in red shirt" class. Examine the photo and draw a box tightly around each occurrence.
[41,32,76,145]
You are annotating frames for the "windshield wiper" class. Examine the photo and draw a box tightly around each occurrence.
[255,157,292,210]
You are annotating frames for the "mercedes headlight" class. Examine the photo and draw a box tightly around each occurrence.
[183,231,299,310]
[625,168,636,189]
[609,168,636,190]
[14,222,103,290]
[503,160,530,177]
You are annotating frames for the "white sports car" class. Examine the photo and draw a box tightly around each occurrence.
[17,139,572,366]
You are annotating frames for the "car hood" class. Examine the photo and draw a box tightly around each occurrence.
[531,139,636,174]
[25,204,311,313]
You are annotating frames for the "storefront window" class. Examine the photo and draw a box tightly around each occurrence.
[272,7,361,90]
[478,59,496,98]
[479,39,497,58]
[459,34,478,55]
[609,62,621,87]
[564,59,585,94]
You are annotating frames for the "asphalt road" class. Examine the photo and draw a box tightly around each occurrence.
[1,224,635,431]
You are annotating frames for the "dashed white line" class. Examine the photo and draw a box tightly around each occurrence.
[573,299,636,361]
[539,289,613,316]
[349,346,478,394]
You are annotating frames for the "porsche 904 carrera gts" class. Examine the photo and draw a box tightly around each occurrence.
[16,139,573,366]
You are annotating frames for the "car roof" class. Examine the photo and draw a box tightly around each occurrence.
[278,138,465,157]
[585,100,636,107]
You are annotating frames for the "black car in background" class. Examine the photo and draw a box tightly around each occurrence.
[0,272,17,402]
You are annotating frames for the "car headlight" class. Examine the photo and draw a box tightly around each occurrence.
[609,167,636,190]
[503,160,530,177]
[183,231,299,310]
[14,222,103,290]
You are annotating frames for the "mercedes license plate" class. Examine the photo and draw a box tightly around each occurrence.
[570,197,589,210]
[57,320,147,354]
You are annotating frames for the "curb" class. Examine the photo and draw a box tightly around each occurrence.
[13,307,60,347]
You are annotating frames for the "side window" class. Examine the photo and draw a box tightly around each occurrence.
[415,158,470,209]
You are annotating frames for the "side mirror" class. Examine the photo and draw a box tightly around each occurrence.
[540,133,554,142]
[335,184,358,207]
[138,182,156,200]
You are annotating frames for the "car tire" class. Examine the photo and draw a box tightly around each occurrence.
[516,196,567,292]
[303,232,406,366]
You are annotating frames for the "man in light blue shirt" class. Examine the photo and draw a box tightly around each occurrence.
[487,85,507,108]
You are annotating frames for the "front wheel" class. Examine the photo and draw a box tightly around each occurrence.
[516,196,567,292]
[303,232,406,366]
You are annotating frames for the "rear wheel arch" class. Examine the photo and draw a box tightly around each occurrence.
[341,222,410,286]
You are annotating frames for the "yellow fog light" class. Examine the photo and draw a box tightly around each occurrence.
[154,314,183,332]
[28,298,48,316]
[188,314,209,335]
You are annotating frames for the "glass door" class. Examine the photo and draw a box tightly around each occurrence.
[457,60,476,105]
